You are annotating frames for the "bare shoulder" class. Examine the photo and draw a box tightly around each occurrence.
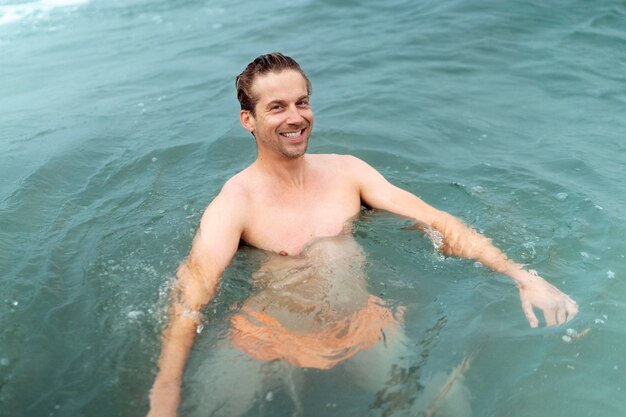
[308,153,374,173]
[186,172,251,269]
[220,170,253,202]
[199,171,251,234]
[310,154,382,185]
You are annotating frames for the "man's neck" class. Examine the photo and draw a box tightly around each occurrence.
[254,153,309,189]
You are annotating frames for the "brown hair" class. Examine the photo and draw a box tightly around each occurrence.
[235,52,312,115]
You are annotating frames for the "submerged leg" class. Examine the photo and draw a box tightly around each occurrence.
[343,321,410,393]
[184,340,306,417]
[183,341,264,417]
[412,348,477,417]
[412,371,472,417]
[260,360,305,417]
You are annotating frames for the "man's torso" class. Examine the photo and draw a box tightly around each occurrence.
[231,154,362,256]
[219,154,399,368]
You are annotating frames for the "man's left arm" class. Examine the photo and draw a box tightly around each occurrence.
[347,155,578,328]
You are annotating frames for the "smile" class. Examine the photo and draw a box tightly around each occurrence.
[280,129,305,139]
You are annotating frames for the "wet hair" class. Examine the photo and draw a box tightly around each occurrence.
[235,52,312,115]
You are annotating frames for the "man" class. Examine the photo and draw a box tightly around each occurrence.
[147,52,578,416]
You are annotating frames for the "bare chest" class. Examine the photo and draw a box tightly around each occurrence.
[241,181,361,255]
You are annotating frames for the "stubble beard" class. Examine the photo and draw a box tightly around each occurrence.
[270,129,310,159]
[280,140,308,159]
[255,124,312,160]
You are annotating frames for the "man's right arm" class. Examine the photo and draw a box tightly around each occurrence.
[147,185,246,417]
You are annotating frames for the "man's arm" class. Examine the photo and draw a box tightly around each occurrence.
[347,155,578,327]
[147,186,245,417]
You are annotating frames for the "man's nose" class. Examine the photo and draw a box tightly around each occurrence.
[285,104,304,124]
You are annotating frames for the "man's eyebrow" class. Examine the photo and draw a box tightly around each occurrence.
[266,99,287,108]
[265,95,309,108]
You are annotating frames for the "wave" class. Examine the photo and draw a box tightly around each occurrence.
[0,0,89,26]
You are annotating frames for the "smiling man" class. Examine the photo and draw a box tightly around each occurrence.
[146,53,578,417]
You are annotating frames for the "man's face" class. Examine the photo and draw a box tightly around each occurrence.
[241,70,314,160]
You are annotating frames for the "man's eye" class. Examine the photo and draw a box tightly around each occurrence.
[270,105,282,111]
[297,101,309,107]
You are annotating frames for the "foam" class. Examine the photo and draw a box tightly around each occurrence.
[0,0,89,26]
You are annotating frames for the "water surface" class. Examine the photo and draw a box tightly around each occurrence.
[1,0,625,416]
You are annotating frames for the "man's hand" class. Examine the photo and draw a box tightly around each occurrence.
[511,269,578,328]
[147,379,181,417]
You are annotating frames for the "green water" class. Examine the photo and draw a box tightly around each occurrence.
[1,0,625,416]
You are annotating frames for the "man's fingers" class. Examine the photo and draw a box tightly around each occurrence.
[556,304,567,325]
[544,309,557,327]
[565,300,579,323]
[522,299,539,328]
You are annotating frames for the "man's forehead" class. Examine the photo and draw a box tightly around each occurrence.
[251,70,308,101]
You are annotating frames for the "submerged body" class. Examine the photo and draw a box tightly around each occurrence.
[185,233,409,417]
[232,233,401,369]
[245,233,370,331]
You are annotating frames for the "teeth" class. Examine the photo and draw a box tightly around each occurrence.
[281,130,302,138]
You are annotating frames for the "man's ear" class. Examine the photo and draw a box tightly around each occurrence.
[240,110,255,134]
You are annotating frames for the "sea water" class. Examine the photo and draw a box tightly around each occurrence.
[1,0,625,416]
